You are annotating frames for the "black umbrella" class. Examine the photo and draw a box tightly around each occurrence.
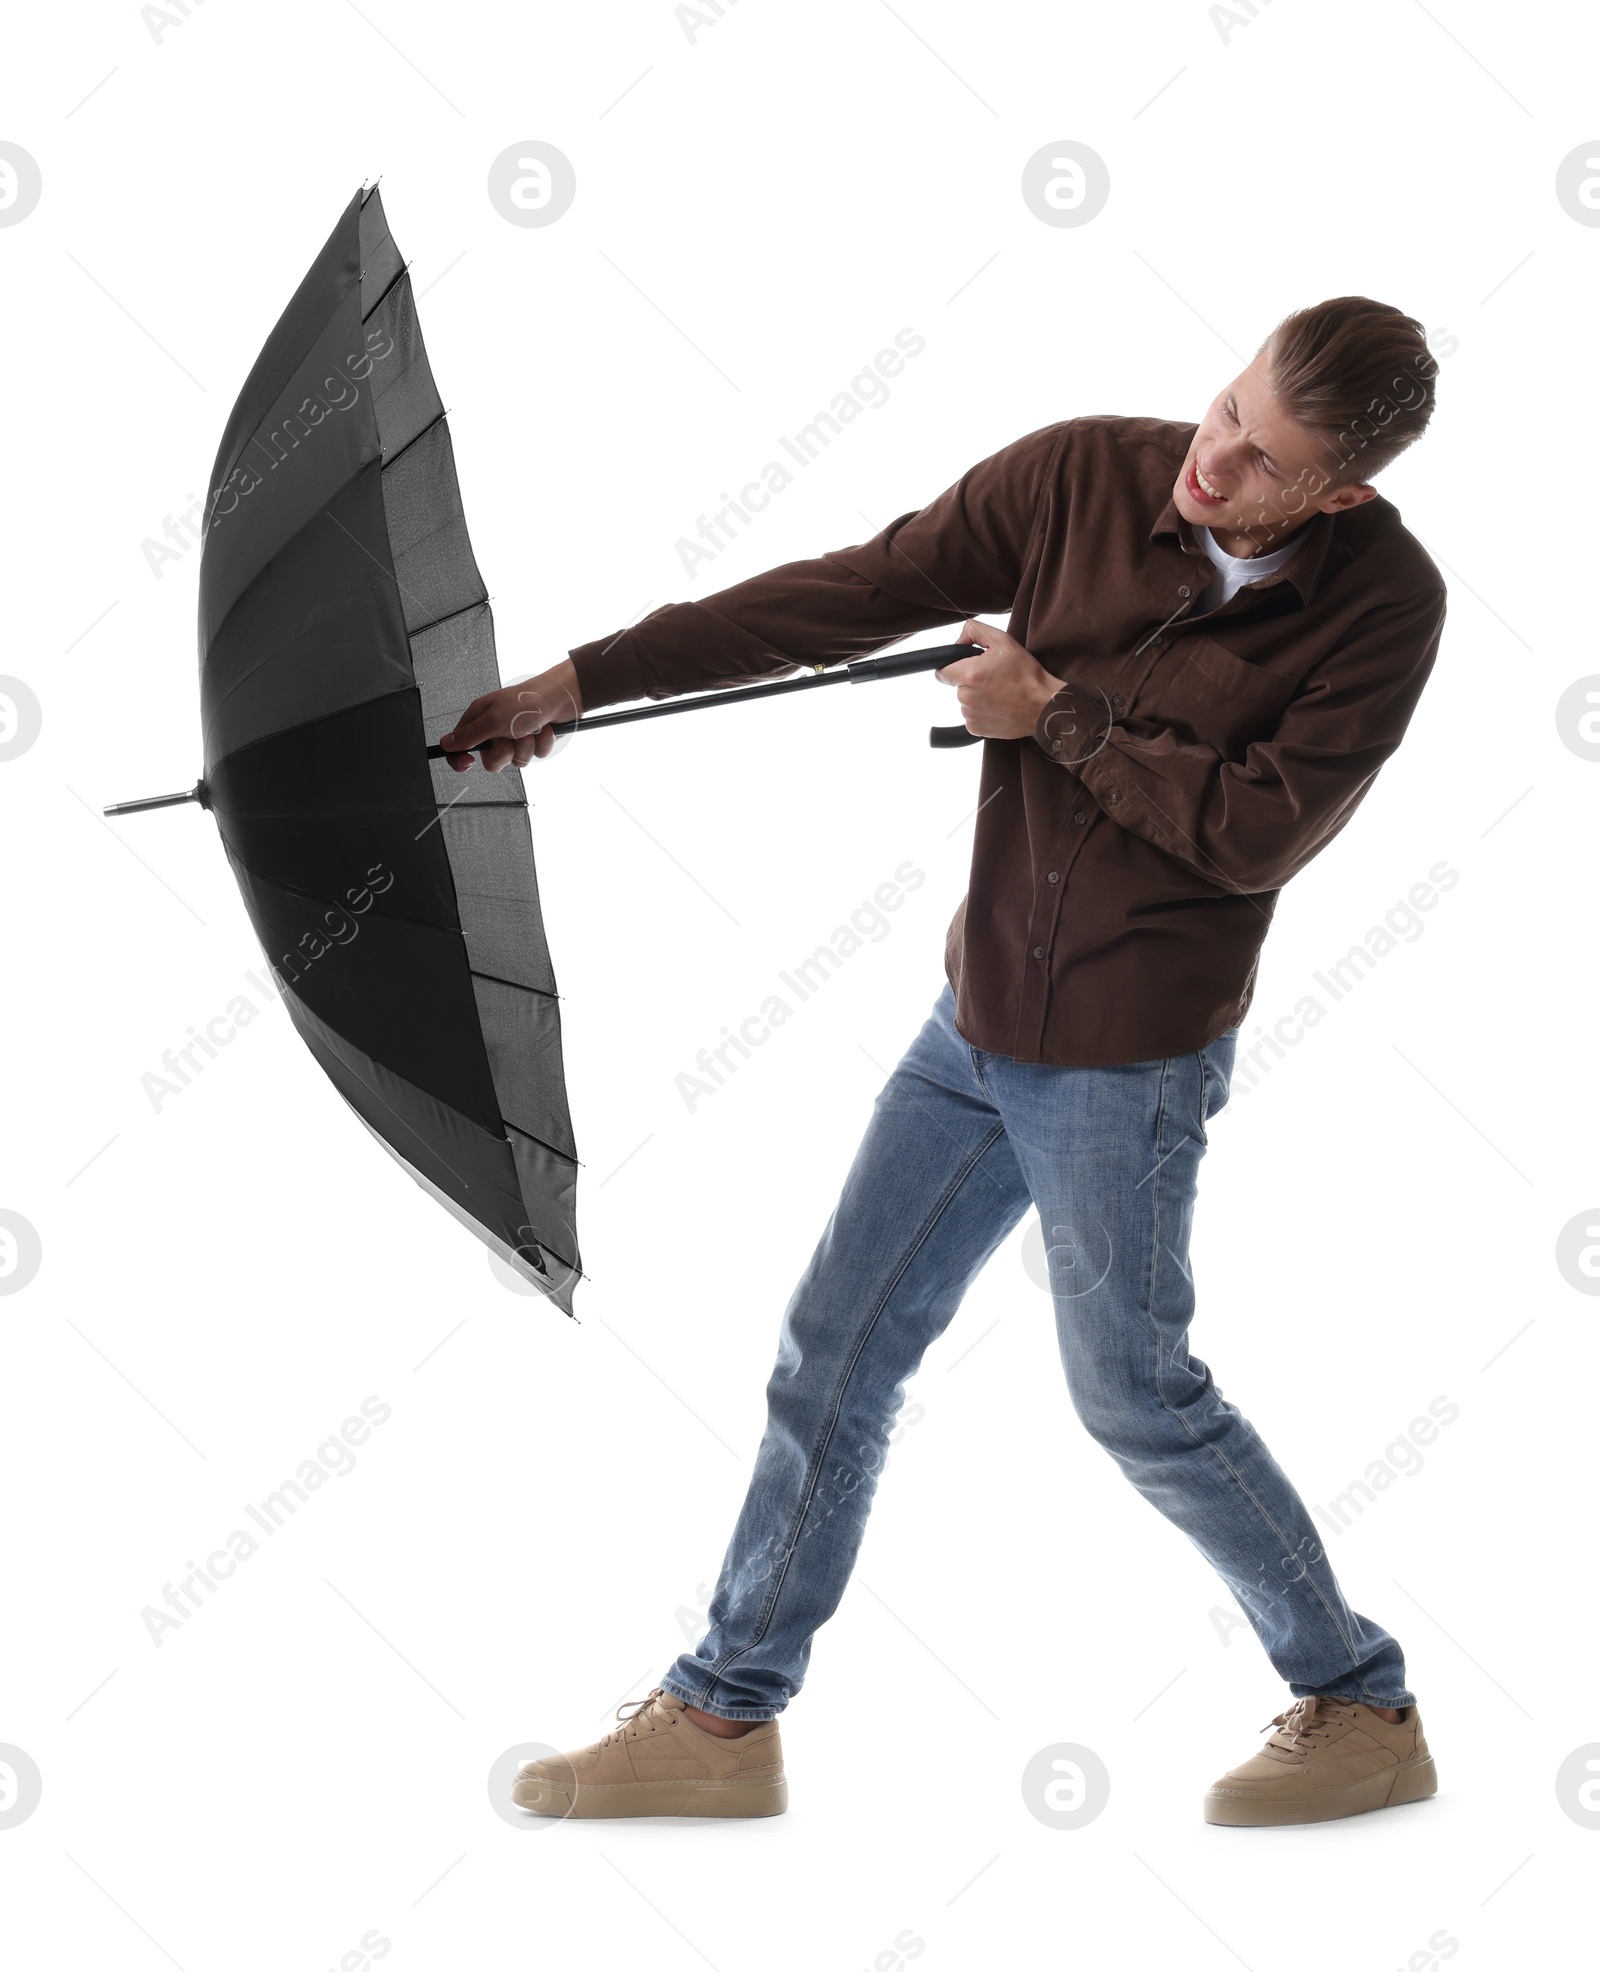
[106,185,981,1318]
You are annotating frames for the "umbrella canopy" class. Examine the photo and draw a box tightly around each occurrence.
[192,185,582,1311]
[105,186,992,1319]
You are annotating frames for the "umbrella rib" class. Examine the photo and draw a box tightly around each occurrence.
[407,596,487,640]
[379,407,449,475]
[469,967,556,1000]
[504,1118,580,1168]
[361,257,411,324]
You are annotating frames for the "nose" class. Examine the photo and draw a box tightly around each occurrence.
[1196,441,1241,491]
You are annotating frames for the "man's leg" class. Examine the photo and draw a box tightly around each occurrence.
[659,983,1033,1721]
[986,1025,1413,1706]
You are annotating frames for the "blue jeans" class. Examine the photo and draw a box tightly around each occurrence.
[661,982,1412,1718]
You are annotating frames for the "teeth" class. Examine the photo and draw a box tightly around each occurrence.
[1196,463,1225,500]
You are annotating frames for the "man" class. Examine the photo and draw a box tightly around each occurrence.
[441,296,1446,1827]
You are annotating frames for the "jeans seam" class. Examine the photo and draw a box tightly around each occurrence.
[1144,1054,1369,1686]
[1299,1681,1416,1706]
[696,1118,1011,1709]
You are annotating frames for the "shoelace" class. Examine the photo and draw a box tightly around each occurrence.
[596,1689,681,1751]
[1261,1696,1347,1754]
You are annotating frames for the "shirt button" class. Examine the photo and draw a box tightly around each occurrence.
[1179,586,1191,598]
[1051,740,1063,752]
[1074,810,1087,825]
[1108,790,1122,805]
[1046,871,1059,883]
[1032,946,1046,959]
[1111,693,1125,709]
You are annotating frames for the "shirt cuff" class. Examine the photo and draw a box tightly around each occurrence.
[568,626,648,714]
[1033,677,1113,767]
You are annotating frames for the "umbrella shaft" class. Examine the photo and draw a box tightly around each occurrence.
[426,640,979,756]
[545,666,841,736]
[103,784,209,817]
[105,645,984,808]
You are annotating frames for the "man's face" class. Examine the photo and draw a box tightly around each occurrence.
[1173,360,1375,554]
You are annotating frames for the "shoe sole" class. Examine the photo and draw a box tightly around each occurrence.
[512,1773,789,1820]
[1204,1755,1438,1827]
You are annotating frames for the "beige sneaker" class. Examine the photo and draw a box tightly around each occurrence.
[511,1688,788,1820]
[1204,1696,1437,1826]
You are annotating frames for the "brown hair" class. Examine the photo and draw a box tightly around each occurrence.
[1258,297,1438,486]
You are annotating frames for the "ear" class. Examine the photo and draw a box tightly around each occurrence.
[1319,480,1378,515]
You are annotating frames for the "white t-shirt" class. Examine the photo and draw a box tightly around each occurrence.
[1193,522,1310,615]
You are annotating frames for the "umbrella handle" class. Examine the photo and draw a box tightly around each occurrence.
[928,724,983,748]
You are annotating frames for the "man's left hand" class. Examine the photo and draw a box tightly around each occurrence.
[937,619,1061,739]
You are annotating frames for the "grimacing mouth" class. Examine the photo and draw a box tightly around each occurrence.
[1193,456,1229,501]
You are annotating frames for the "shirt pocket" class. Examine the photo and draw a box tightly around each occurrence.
[1142,633,1298,759]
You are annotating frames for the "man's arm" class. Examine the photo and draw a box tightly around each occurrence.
[567,419,1069,712]
[1038,589,1449,895]
[439,421,1070,769]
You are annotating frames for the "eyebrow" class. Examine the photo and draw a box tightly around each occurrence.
[1227,393,1281,478]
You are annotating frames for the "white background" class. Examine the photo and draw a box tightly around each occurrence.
[2,1,1596,1966]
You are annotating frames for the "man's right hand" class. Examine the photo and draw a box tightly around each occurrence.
[438,660,584,772]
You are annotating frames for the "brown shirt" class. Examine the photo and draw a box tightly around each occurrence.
[569,415,1448,1066]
